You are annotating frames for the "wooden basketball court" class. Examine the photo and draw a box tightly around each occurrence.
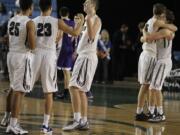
[0,80,180,135]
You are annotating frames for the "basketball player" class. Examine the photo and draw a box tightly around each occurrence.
[56,7,75,99]
[0,9,21,128]
[5,0,35,134]
[136,3,177,121]
[63,0,102,131]
[143,9,176,122]
[32,0,84,134]
[73,14,94,100]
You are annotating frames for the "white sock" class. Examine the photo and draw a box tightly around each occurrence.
[157,106,163,115]
[149,106,155,114]
[136,107,143,114]
[74,112,81,122]
[5,112,11,118]
[10,118,17,127]
[81,116,87,124]
[43,114,50,127]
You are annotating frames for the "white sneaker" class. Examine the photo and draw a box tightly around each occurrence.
[62,120,80,131]
[0,115,10,127]
[6,124,28,135]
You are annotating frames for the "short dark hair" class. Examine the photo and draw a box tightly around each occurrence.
[166,9,175,23]
[39,0,51,12]
[91,0,99,11]
[59,7,69,17]
[138,22,145,29]
[153,3,166,15]
[19,0,33,11]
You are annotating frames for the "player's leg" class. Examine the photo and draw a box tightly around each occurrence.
[62,69,71,97]
[148,89,156,116]
[41,93,53,133]
[79,91,89,130]
[1,89,13,127]
[62,86,81,131]
[136,52,156,121]
[137,84,149,114]
[56,53,72,99]
[149,61,172,122]
[11,91,24,121]
[6,53,30,134]
[40,52,57,133]
[78,56,97,130]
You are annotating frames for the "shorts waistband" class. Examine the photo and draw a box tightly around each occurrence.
[143,50,157,57]
[9,50,31,54]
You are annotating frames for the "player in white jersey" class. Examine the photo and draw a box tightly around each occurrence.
[136,3,177,121]
[32,0,84,134]
[0,10,21,128]
[63,0,102,131]
[143,9,176,122]
[5,0,35,134]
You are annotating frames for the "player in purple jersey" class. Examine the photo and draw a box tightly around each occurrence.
[56,7,75,99]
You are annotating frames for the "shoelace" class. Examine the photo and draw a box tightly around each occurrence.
[67,120,79,125]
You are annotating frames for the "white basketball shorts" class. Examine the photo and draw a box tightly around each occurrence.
[138,51,156,84]
[32,49,58,93]
[150,58,172,90]
[69,54,98,92]
[7,51,34,93]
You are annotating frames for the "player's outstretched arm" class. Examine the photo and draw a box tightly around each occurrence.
[58,13,84,36]
[147,29,173,41]
[154,20,178,32]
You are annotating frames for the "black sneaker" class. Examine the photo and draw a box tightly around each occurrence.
[54,90,69,99]
[148,113,166,123]
[147,112,156,120]
[86,91,93,99]
[41,125,53,134]
[135,112,148,121]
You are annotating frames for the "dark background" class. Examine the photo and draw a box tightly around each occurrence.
[57,0,179,50]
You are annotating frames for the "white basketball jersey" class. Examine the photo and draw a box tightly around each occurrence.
[8,15,30,52]
[33,16,58,51]
[77,15,102,55]
[142,17,158,54]
[157,38,172,59]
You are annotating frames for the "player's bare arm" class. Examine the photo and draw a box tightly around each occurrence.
[56,30,63,44]
[154,20,178,32]
[86,15,101,41]
[58,13,84,36]
[27,20,36,50]
[146,29,174,41]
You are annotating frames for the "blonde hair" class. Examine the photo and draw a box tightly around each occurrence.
[100,29,110,42]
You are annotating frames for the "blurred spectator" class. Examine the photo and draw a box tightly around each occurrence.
[96,29,112,84]
[0,2,8,74]
[112,24,133,80]
[0,2,8,26]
